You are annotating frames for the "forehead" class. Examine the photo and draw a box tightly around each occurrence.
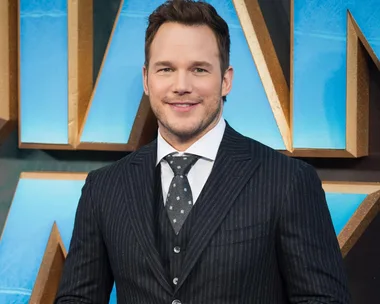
[150,22,219,62]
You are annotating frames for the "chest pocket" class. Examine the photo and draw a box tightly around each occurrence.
[209,221,269,246]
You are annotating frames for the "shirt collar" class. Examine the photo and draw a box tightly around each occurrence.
[156,117,226,165]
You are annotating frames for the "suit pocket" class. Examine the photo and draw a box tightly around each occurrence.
[209,224,268,247]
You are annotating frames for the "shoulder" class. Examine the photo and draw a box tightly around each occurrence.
[241,135,323,208]
[86,140,156,185]
[232,127,319,184]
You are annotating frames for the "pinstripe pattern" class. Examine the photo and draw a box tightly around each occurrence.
[55,123,351,303]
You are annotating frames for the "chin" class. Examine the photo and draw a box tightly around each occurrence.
[172,127,199,138]
[168,124,203,140]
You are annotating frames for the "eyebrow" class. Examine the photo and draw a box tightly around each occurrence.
[153,61,173,68]
[190,61,213,69]
[152,61,213,69]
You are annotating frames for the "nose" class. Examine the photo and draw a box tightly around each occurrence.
[172,70,192,95]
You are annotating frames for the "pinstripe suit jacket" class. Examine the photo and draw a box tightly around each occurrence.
[55,124,351,303]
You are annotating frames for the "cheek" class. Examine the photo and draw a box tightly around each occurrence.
[194,78,221,96]
[148,87,166,104]
[148,76,169,95]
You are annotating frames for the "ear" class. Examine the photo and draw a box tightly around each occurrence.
[142,65,149,96]
[221,66,233,97]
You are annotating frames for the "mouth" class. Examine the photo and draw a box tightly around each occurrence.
[167,102,200,112]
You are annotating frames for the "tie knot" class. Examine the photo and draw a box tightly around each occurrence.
[165,154,199,176]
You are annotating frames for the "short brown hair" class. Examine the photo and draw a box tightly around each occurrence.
[144,0,230,75]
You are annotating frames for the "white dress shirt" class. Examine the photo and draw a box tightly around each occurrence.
[156,118,226,205]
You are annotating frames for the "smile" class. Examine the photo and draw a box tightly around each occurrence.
[169,103,199,112]
[173,104,193,107]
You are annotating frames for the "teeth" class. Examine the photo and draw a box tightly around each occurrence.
[175,104,191,107]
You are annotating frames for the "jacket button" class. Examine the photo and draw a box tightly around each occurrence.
[173,277,179,285]
[172,300,181,304]
[173,246,181,253]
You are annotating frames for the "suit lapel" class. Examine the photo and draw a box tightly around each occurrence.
[122,141,173,294]
[175,125,261,292]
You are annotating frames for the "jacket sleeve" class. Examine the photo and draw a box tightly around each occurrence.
[55,172,114,304]
[277,162,351,303]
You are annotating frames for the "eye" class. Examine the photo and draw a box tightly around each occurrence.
[158,68,173,72]
[194,68,207,73]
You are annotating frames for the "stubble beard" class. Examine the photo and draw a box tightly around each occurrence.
[155,97,223,144]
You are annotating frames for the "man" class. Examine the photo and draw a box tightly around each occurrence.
[55,0,351,303]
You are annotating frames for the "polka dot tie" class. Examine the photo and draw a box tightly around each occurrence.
[164,153,200,234]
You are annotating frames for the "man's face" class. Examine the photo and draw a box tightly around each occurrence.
[143,22,233,146]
